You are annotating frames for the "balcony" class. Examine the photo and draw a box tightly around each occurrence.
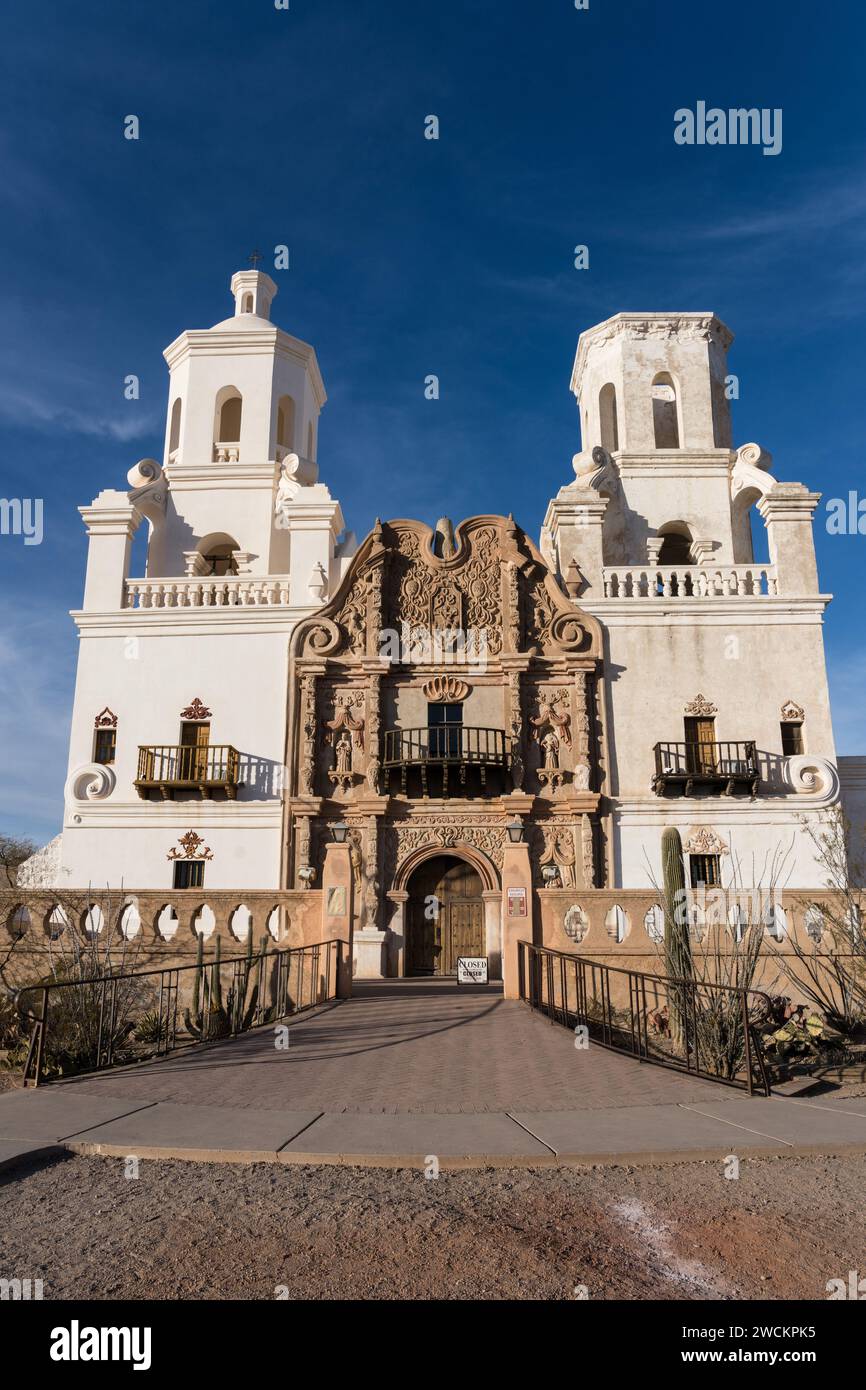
[653,741,759,797]
[125,577,291,608]
[382,726,508,797]
[603,565,777,600]
[135,745,241,800]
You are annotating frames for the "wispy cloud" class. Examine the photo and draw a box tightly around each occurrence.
[688,171,866,244]
[0,385,158,443]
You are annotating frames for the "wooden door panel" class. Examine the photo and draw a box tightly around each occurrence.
[445,901,484,974]
[406,856,485,976]
[407,902,440,975]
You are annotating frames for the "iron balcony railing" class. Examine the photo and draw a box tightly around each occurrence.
[518,941,771,1095]
[653,740,759,795]
[19,940,340,1087]
[382,725,508,795]
[135,744,241,797]
[383,725,507,766]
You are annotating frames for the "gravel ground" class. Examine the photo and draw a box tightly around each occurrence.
[1,1149,863,1301]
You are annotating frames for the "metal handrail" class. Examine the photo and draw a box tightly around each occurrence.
[518,941,771,1095]
[18,940,341,1087]
[383,726,507,767]
[654,740,758,777]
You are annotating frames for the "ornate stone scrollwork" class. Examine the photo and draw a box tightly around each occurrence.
[93,707,117,728]
[683,694,717,718]
[581,814,596,888]
[422,675,471,703]
[386,819,505,879]
[683,827,729,856]
[65,762,116,803]
[302,619,343,657]
[180,697,212,720]
[784,755,839,800]
[300,674,317,796]
[127,458,166,524]
[573,673,592,792]
[570,445,614,491]
[781,699,805,722]
[538,825,577,888]
[166,830,213,862]
[508,670,525,791]
[274,453,319,525]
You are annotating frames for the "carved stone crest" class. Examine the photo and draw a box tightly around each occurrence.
[683,827,729,856]
[683,694,717,718]
[180,697,212,721]
[781,699,804,722]
[422,675,471,703]
[167,830,213,861]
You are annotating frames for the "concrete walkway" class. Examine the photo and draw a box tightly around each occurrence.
[3,980,866,1169]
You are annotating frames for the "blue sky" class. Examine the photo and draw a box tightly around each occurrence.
[1,0,865,844]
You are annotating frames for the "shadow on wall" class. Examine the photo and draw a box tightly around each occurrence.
[238,755,287,798]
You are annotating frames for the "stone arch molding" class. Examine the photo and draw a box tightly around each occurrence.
[395,841,501,894]
[65,762,116,803]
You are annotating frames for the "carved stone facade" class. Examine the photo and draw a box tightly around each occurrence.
[283,515,606,974]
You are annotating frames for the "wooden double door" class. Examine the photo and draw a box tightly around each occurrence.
[406,855,485,976]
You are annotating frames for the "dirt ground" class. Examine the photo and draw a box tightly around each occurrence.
[1,1147,863,1301]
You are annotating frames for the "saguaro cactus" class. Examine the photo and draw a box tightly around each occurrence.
[184,933,230,1040]
[662,827,693,1044]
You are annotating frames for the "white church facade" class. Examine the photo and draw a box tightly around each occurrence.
[25,269,864,987]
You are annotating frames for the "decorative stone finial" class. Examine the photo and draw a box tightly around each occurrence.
[433,516,457,558]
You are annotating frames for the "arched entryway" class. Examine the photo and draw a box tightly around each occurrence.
[405,855,485,976]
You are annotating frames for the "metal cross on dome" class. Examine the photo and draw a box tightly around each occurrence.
[247,249,263,269]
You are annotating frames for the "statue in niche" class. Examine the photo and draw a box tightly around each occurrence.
[530,690,572,747]
[574,761,591,791]
[329,730,356,792]
[541,732,560,770]
[335,731,352,776]
[325,692,364,791]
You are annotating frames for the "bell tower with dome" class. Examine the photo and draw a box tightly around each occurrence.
[148,267,343,592]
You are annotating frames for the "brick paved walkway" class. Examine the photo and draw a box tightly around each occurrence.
[63,979,725,1115]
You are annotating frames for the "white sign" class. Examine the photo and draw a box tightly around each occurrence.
[457,956,488,985]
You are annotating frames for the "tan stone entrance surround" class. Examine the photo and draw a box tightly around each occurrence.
[282,513,608,985]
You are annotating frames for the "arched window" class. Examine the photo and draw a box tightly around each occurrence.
[242,293,253,313]
[657,528,692,566]
[197,532,241,577]
[599,383,619,452]
[168,397,182,459]
[203,544,238,576]
[276,395,296,453]
[652,372,680,449]
[213,387,242,461]
[218,393,242,442]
